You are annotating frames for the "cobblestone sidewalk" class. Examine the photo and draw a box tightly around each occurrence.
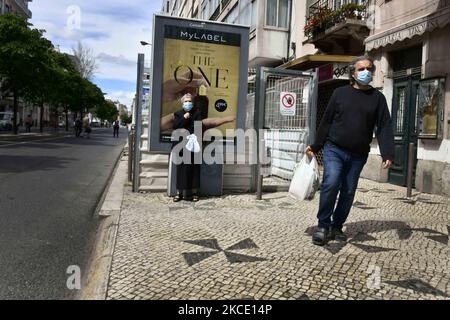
[106,179,450,300]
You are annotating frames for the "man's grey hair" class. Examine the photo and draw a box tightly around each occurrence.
[180,93,192,103]
[349,56,376,84]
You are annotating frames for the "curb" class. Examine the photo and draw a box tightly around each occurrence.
[79,146,129,300]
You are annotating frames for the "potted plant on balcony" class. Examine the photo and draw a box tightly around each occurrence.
[304,6,335,38]
[339,3,366,21]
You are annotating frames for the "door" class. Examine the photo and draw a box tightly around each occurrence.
[254,67,317,196]
[388,76,420,186]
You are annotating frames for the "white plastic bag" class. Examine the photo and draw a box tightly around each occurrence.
[289,155,320,200]
[185,134,201,153]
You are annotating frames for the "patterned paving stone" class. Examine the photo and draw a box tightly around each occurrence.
[106,178,450,300]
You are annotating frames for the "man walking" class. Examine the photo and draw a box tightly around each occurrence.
[25,114,33,133]
[83,115,91,139]
[74,117,82,137]
[306,56,395,246]
[113,119,120,138]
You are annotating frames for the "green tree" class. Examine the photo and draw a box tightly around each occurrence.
[96,100,118,123]
[0,14,46,134]
[0,14,105,134]
[51,53,80,131]
[24,39,61,133]
[120,113,132,125]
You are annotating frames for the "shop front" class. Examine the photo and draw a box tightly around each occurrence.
[364,1,450,195]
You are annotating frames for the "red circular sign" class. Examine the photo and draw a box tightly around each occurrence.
[282,94,295,108]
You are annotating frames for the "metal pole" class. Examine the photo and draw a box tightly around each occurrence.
[128,128,134,182]
[254,67,265,200]
[406,142,415,198]
[132,54,145,192]
[256,137,265,200]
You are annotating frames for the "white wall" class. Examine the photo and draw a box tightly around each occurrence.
[290,0,317,59]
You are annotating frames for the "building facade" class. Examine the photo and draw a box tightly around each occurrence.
[161,0,316,66]
[364,0,450,196]
[0,0,32,19]
[159,0,450,196]
[285,0,450,196]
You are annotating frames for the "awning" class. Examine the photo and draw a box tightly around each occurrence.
[365,4,450,51]
[278,54,355,71]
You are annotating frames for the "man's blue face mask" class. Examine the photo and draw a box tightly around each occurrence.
[183,102,193,112]
[356,69,373,85]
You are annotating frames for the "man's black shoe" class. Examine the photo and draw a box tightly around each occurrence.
[329,228,348,242]
[312,227,329,246]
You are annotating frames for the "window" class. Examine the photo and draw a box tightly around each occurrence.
[265,0,290,29]
[238,0,257,29]
[224,4,239,24]
[210,0,219,16]
[201,0,209,20]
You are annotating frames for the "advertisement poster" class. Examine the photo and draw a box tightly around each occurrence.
[160,25,241,142]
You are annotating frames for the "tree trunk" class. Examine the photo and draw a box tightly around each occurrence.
[13,90,19,135]
[65,109,69,132]
[40,101,44,133]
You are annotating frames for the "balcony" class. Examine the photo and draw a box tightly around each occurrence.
[304,0,370,55]
[11,0,32,19]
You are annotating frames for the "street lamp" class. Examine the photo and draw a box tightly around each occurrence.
[140,41,152,46]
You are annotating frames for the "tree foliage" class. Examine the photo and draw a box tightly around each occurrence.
[0,14,108,134]
[120,113,132,125]
[96,100,118,123]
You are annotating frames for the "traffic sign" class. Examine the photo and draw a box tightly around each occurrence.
[280,92,297,116]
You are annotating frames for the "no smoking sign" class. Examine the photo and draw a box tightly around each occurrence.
[280,92,297,116]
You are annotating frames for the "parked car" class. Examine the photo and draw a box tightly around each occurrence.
[91,121,100,127]
[0,112,18,131]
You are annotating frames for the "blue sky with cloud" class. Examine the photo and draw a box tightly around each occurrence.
[29,0,161,108]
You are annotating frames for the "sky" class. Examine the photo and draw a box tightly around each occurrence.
[29,0,162,109]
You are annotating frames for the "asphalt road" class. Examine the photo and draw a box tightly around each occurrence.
[0,128,127,299]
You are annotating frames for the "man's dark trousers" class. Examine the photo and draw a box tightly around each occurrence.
[317,142,368,230]
[113,127,119,138]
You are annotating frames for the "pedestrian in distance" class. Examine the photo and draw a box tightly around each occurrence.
[306,56,395,246]
[74,117,82,137]
[25,114,33,133]
[83,116,91,139]
[113,119,120,138]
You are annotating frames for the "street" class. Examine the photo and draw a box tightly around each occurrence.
[0,128,126,299]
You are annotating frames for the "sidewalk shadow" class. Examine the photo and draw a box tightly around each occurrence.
[3,143,69,150]
[67,135,123,147]
[305,220,413,240]
[0,155,75,173]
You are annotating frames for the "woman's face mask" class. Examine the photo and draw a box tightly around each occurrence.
[183,102,193,112]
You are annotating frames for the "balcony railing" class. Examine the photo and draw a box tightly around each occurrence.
[305,0,368,39]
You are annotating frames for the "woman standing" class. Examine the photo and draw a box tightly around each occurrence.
[172,94,203,202]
